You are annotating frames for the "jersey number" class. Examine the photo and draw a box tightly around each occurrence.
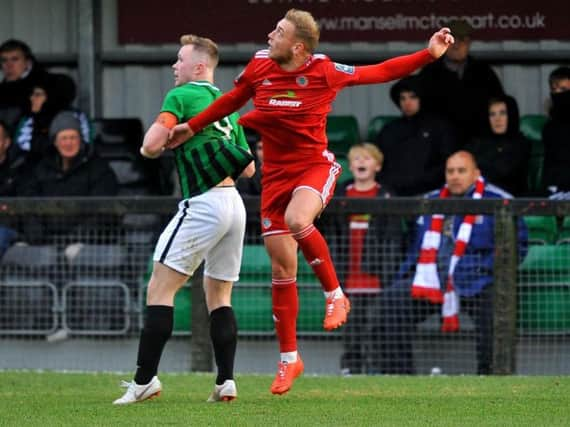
[213,117,233,140]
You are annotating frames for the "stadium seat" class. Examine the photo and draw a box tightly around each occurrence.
[232,286,273,332]
[0,244,60,334]
[91,118,157,194]
[518,283,570,333]
[239,244,271,283]
[335,156,353,185]
[92,118,144,159]
[62,244,131,334]
[0,279,59,335]
[62,280,130,334]
[366,115,398,141]
[518,244,570,280]
[518,243,570,333]
[326,115,360,156]
[556,217,570,245]
[523,216,558,245]
[520,115,547,192]
[519,114,547,142]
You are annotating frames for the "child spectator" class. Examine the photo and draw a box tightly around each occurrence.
[326,142,402,374]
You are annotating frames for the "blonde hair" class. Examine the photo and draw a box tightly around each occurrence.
[285,9,320,53]
[179,34,219,68]
[348,142,384,166]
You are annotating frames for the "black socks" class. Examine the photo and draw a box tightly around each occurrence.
[134,305,237,386]
[210,306,238,385]
[134,305,173,385]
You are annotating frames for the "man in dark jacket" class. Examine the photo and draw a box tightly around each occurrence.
[20,111,118,242]
[374,151,527,375]
[542,66,570,194]
[0,39,49,128]
[0,119,26,255]
[418,20,504,145]
[0,119,26,197]
[374,75,456,196]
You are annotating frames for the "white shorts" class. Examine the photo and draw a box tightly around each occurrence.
[153,187,246,282]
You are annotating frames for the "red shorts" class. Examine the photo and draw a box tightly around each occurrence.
[260,159,341,236]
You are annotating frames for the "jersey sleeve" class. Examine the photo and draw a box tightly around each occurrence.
[186,58,257,133]
[160,89,185,122]
[233,119,250,152]
[325,49,435,89]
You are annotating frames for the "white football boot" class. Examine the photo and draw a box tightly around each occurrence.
[113,376,162,405]
[206,379,237,402]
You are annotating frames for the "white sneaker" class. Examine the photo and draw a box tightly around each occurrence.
[206,379,237,402]
[113,376,162,405]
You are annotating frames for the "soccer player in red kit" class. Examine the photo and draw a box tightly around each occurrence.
[169,9,454,395]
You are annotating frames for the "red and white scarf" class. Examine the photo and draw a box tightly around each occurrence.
[411,177,485,332]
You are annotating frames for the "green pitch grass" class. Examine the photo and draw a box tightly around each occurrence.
[1,372,569,426]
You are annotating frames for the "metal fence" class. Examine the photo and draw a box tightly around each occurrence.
[1,196,569,375]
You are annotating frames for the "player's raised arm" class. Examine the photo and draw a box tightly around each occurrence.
[336,28,454,87]
[427,27,454,59]
[168,84,252,149]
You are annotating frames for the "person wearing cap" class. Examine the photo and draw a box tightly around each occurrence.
[418,19,504,146]
[21,111,116,197]
[374,75,457,196]
[19,111,118,242]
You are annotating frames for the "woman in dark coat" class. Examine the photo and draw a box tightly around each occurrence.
[466,95,531,196]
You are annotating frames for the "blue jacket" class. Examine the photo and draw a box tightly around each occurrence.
[395,182,528,297]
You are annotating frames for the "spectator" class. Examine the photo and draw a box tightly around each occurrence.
[237,137,263,244]
[14,73,91,167]
[20,111,118,243]
[237,137,263,197]
[418,20,504,145]
[0,120,26,256]
[0,120,26,197]
[542,66,570,195]
[325,142,402,375]
[374,151,527,375]
[375,75,456,196]
[466,95,531,196]
[0,39,49,127]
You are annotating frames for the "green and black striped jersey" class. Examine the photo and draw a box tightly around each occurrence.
[161,81,253,199]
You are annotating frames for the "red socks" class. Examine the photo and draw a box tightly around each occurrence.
[272,278,298,353]
[293,224,340,292]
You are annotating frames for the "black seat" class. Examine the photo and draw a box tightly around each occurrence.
[0,244,60,334]
[91,118,150,193]
[92,117,174,195]
[62,243,131,334]
[92,118,143,161]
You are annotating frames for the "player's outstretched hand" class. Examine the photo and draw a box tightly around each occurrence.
[428,27,454,59]
[167,123,195,149]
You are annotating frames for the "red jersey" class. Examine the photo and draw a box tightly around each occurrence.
[188,49,434,167]
[236,50,360,166]
[344,183,381,294]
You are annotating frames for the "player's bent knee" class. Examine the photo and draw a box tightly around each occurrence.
[284,213,312,233]
[271,262,297,279]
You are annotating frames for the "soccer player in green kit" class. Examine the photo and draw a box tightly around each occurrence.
[113,34,255,405]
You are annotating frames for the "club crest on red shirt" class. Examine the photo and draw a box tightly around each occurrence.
[296,76,308,87]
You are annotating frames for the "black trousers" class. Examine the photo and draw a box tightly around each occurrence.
[374,279,494,374]
[340,293,381,374]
